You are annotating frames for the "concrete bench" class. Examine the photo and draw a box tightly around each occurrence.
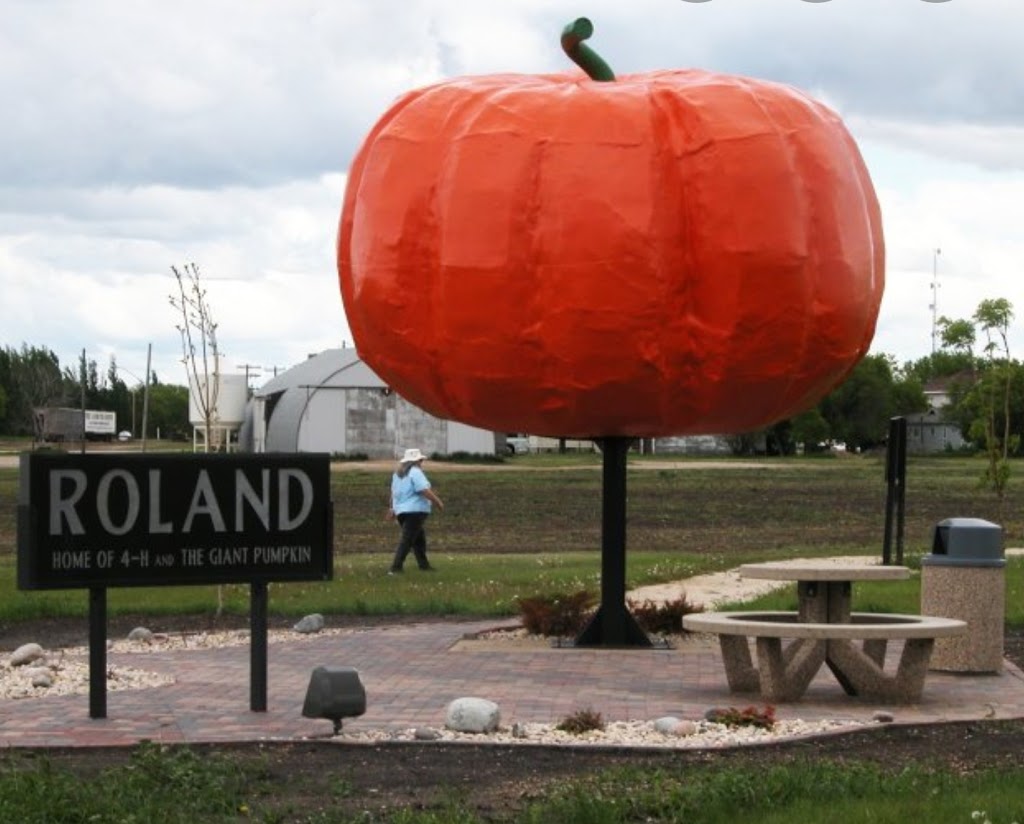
[683,611,967,703]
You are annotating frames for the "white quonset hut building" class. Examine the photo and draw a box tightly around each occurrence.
[237,348,498,458]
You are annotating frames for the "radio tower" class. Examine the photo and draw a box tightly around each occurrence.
[930,247,941,354]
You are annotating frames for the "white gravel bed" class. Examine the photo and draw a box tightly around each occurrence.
[63,627,356,656]
[0,628,355,701]
[336,718,877,749]
[0,656,174,700]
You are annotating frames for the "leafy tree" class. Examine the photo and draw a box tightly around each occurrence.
[938,316,976,359]
[819,354,926,451]
[0,345,66,436]
[791,408,830,452]
[145,382,189,440]
[974,299,1016,500]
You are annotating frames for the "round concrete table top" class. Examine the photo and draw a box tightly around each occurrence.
[739,561,911,582]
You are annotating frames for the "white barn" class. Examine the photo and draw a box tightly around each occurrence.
[238,348,498,458]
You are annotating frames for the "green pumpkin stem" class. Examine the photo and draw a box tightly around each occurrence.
[561,18,616,82]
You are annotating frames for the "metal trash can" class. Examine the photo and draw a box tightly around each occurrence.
[921,517,1005,672]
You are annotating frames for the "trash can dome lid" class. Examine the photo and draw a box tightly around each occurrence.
[936,517,1000,529]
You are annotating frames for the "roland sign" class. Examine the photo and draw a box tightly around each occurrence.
[18,452,333,589]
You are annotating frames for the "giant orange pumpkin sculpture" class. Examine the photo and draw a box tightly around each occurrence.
[338,19,884,438]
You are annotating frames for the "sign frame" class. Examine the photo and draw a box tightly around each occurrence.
[18,451,333,589]
[16,450,335,718]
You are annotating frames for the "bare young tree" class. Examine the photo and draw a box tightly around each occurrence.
[169,263,221,453]
[169,262,226,615]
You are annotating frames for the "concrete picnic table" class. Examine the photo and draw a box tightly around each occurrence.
[683,559,966,702]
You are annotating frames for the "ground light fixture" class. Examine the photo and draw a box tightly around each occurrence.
[301,666,367,734]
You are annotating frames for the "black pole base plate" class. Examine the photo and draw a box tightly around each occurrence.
[573,604,653,648]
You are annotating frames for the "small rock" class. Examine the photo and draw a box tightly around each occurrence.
[672,720,698,736]
[511,722,527,739]
[9,643,45,667]
[31,672,53,688]
[445,697,501,733]
[293,614,325,634]
[653,716,682,734]
[414,727,442,741]
[872,710,895,723]
[127,627,154,643]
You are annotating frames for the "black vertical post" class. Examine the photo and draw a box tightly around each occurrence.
[882,416,908,566]
[893,417,907,565]
[574,437,651,647]
[250,581,268,712]
[88,587,107,719]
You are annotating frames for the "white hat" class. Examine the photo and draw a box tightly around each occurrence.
[399,448,427,464]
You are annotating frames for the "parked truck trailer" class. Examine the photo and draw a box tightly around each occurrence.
[35,407,117,442]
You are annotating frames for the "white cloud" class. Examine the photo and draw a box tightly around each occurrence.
[3,0,1024,391]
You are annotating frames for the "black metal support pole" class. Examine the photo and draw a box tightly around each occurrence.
[882,416,908,566]
[882,435,895,566]
[250,581,268,712]
[893,417,907,566]
[575,436,651,647]
[88,587,107,719]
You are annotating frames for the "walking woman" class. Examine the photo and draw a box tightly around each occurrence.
[387,448,444,574]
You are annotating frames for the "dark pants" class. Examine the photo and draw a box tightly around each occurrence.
[390,512,432,571]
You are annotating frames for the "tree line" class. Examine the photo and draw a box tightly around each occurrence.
[739,298,1019,467]
[0,345,189,441]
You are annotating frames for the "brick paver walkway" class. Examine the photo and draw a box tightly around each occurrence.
[3,619,1024,747]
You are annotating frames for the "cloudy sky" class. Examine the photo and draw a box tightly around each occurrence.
[2,0,1021,389]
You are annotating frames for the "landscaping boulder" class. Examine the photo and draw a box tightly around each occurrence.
[414,727,442,741]
[445,697,501,733]
[30,670,53,688]
[653,716,681,734]
[294,614,325,634]
[10,643,45,667]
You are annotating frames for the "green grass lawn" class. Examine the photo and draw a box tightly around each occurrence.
[2,454,1023,626]
[2,744,1022,823]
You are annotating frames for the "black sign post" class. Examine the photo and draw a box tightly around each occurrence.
[882,416,907,566]
[89,587,106,718]
[251,580,269,712]
[17,451,333,717]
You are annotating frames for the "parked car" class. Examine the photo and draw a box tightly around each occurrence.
[505,435,531,455]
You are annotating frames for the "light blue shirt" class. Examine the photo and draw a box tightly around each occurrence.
[392,466,432,514]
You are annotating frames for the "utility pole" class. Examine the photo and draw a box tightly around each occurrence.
[141,342,152,452]
[80,348,87,454]
[239,363,262,390]
[930,247,941,354]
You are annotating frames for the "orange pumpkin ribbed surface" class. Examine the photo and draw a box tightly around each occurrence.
[338,67,884,438]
